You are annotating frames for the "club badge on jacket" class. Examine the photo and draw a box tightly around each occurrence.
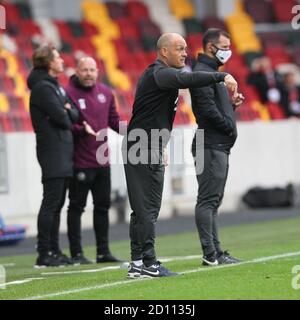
[78,98,87,110]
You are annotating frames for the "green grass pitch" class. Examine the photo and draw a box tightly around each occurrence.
[0,215,300,300]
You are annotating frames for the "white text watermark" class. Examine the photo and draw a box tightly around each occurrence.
[0,5,6,30]
[292,5,300,30]
[0,265,6,289]
[93,122,205,175]
[291,265,300,290]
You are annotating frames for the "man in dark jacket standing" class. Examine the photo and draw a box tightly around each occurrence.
[65,57,123,264]
[28,45,79,267]
[190,29,244,266]
[123,32,238,279]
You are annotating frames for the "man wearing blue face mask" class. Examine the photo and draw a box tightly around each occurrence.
[190,28,244,266]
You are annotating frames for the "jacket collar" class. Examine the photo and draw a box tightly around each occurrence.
[69,74,95,91]
[197,53,219,70]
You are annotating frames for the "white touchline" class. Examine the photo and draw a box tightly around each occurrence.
[21,251,300,300]
[5,278,45,286]
[1,263,16,267]
[181,251,300,275]
[41,256,202,276]
[41,265,121,276]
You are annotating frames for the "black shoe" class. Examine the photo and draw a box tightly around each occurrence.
[35,252,62,268]
[53,251,73,265]
[202,252,218,266]
[140,261,178,278]
[72,253,93,265]
[217,251,242,264]
[96,253,124,263]
[127,262,143,279]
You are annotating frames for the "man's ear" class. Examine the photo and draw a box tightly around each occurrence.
[207,43,215,54]
[160,47,168,58]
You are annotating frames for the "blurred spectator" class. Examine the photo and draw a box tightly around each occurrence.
[279,72,300,117]
[247,56,283,104]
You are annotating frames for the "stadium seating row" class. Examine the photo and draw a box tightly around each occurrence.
[0,0,299,132]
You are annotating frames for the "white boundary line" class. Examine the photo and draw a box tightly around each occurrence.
[5,278,45,286]
[41,265,121,276]
[182,251,300,275]
[1,263,16,267]
[41,255,202,276]
[21,251,300,300]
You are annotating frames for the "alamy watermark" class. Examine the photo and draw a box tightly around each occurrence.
[94,121,205,175]
[0,5,6,30]
[292,5,300,30]
[0,265,6,289]
[291,265,300,290]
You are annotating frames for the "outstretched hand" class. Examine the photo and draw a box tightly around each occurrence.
[83,121,97,137]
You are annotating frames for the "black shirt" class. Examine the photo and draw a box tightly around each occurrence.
[127,59,227,149]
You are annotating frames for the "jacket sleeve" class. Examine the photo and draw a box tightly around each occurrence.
[108,93,121,134]
[190,85,235,136]
[72,123,86,136]
[33,84,73,130]
[66,98,80,124]
[154,67,227,90]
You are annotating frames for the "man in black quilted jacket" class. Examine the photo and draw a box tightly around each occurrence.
[27,45,79,267]
[190,28,244,266]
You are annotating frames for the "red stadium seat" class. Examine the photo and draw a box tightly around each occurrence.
[126,1,149,19]
[106,2,128,19]
[0,113,13,132]
[115,17,140,41]
[244,0,275,23]
[259,32,288,48]
[81,21,99,37]
[267,102,287,120]
[202,16,228,32]
[7,95,25,111]
[272,0,298,22]
[264,46,292,67]
[54,20,73,42]
[292,47,300,67]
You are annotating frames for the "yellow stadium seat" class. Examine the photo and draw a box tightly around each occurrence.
[92,36,119,66]
[0,50,18,77]
[106,67,131,91]
[225,11,262,54]
[23,92,30,112]
[251,101,271,121]
[84,4,129,91]
[0,93,9,113]
[14,74,27,96]
[100,21,120,39]
[81,1,110,21]
[169,0,195,19]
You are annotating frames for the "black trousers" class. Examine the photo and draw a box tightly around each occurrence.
[194,148,229,256]
[67,167,111,257]
[123,148,165,267]
[37,178,68,256]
